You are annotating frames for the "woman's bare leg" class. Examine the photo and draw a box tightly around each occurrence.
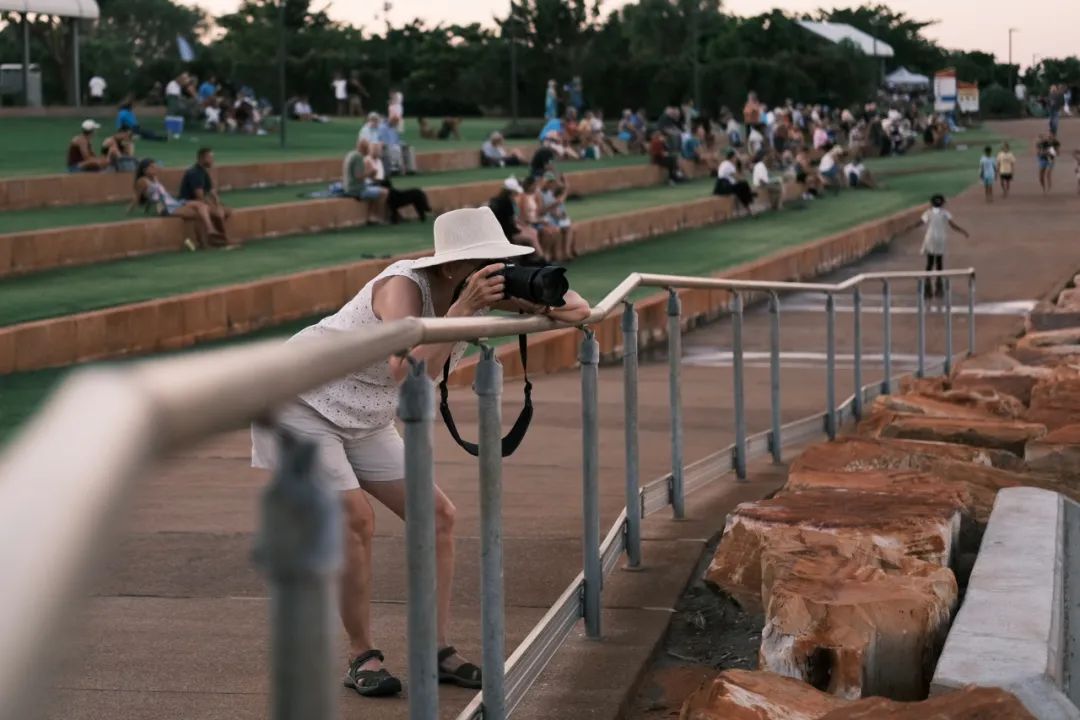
[361,480,458,653]
[340,488,381,667]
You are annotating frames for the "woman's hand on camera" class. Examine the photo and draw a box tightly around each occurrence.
[448,263,505,316]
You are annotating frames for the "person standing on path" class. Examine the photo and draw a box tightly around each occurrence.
[979,146,996,203]
[921,194,970,298]
[996,142,1016,198]
[544,79,558,120]
[1037,133,1059,193]
[251,207,590,698]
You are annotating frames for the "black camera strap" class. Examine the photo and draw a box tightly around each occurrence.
[438,334,533,457]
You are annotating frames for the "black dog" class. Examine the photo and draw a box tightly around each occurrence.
[381,180,431,224]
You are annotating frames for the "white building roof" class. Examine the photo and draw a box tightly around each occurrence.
[797,20,894,58]
[0,0,99,19]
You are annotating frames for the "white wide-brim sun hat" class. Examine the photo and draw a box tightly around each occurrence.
[412,207,534,269]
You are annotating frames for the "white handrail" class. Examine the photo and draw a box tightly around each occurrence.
[0,266,974,720]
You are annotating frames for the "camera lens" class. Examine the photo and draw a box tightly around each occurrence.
[498,264,569,307]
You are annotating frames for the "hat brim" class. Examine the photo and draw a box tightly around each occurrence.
[411,241,534,269]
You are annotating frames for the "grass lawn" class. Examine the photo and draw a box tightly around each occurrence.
[0,154,644,234]
[0,178,712,327]
[0,166,976,447]
[0,115,517,178]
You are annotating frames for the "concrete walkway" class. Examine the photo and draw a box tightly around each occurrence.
[41,119,1080,720]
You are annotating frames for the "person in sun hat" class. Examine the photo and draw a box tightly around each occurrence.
[251,207,589,699]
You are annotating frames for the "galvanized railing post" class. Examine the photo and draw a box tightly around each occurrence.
[398,361,439,720]
[667,291,685,519]
[882,280,892,394]
[579,330,602,638]
[968,273,976,356]
[825,293,837,439]
[621,303,642,568]
[916,279,926,378]
[475,347,506,720]
[852,286,863,419]
[944,278,953,376]
[255,431,342,720]
[731,292,747,480]
[768,292,782,463]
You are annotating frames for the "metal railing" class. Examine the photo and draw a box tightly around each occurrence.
[0,267,975,720]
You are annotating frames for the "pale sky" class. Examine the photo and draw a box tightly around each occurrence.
[182,0,1071,70]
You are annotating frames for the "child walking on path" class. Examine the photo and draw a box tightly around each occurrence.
[979,146,996,203]
[996,142,1015,198]
[921,194,970,297]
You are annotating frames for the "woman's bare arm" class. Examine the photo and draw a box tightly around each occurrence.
[374,276,461,383]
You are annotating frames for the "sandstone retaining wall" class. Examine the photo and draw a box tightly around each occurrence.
[0,145,532,212]
[0,198,919,376]
[0,163,676,278]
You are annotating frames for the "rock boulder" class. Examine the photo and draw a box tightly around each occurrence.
[706,490,961,614]
[1026,423,1080,476]
[1026,376,1080,430]
[791,436,1025,472]
[872,415,1047,456]
[678,669,846,720]
[818,686,1035,719]
[760,547,957,700]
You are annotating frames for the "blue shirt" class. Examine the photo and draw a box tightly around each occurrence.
[378,124,401,147]
[198,81,216,100]
[979,155,996,179]
[539,118,563,140]
[116,107,137,130]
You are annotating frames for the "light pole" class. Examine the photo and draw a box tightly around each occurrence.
[278,0,286,149]
[1008,27,1017,88]
[509,1,519,131]
[691,0,701,110]
[383,2,393,95]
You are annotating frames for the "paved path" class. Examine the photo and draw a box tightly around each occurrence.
[41,119,1080,720]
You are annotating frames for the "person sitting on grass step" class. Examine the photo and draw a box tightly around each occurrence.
[129,158,226,250]
[66,119,110,172]
[178,147,234,245]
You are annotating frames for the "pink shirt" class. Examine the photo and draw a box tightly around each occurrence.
[813,127,829,149]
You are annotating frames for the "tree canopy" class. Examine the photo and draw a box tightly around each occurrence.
[1,0,1075,114]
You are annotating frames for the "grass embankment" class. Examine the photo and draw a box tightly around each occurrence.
[0,116,514,178]
[0,154,645,234]
[0,166,976,445]
[0,179,713,327]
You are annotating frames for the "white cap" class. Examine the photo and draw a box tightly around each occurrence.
[412,207,534,269]
[81,119,101,132]
[503,177,524,193]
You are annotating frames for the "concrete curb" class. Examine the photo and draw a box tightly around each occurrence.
[0,162,690,278]
[931,486,1080,719]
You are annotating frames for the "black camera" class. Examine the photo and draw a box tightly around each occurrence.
[495,264,569,307]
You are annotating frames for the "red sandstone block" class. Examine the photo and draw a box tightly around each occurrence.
[14,320,76,371]
[180,295,214,343]
[74,313,109,362]
[124,303,162,354]
[103,308,135,356]
[0,329,14,374]
[12,323,50,371]
[223,286,254,334]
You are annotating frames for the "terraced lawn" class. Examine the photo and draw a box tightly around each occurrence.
[0,116,518,178]
[0,179,712,327]
[0,167,976,446]
[0,155,646,234]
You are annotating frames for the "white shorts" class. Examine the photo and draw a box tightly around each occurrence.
[251,401,405,492]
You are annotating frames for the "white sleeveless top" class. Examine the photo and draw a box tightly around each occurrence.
[293,259,471,429]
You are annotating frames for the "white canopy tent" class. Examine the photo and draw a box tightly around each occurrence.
[796,20,894,58]
[1,0,101,106]
[885,66,930,89]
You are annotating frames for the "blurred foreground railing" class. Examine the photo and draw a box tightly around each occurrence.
[0,267,975,720]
